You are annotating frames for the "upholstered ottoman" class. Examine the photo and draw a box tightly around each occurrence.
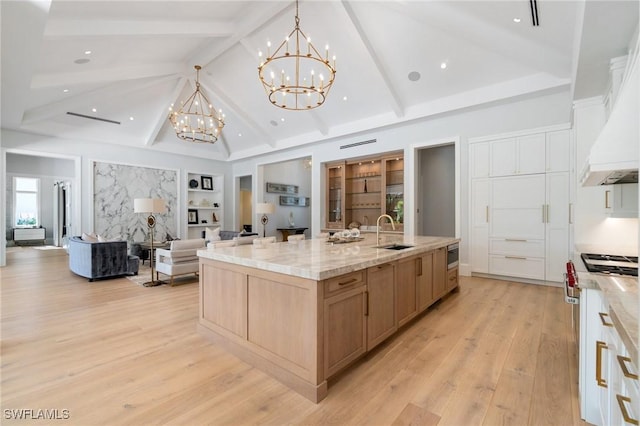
[127,255,140,275]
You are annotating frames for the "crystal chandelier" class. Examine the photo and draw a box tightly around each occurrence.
[258,0,336,110]
[168,65,225,143]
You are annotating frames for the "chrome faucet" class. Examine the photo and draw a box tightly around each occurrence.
[376,214,395,246]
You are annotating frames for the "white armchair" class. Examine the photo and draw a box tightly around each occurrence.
[155,238,205,286]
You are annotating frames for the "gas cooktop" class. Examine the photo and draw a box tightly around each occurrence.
[580,253,638,277]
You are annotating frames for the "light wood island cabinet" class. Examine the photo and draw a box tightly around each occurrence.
[197,236,458,402]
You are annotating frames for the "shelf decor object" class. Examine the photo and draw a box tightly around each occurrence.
[168,65,225,144]
[257,0,336,110]
[134,198,166,287]
[266,182,298,194]
[256,202,275,238]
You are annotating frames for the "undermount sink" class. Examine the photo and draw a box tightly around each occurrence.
[376,244,414,250]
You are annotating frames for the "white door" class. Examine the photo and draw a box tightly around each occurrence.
[490,175,546,239]
[517,133,546,175]
[470,142,489,178]
[489,137,517,177]
[546,129,570,172]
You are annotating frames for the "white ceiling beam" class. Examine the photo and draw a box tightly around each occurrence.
[216,132,231,159]
[31,63,188,89]
[44,19,235,38]
[1,0,52,129]
[308,110,329,136]
[198,73,276,147]
[339,1,405,118]
[189,2,292,68]
[145,76,188,147]
[24,74,179,125]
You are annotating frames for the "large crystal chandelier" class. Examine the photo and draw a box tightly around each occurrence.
[168,65,225,143]
[258,0,336,110]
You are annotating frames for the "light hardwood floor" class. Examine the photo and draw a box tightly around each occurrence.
[1,247,588,425]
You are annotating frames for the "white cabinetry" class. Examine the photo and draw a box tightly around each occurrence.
[187,172,224,239]
[604,184,639,218]
[470,127,571,283]
[582,287,639,426]
[489,133,546,177]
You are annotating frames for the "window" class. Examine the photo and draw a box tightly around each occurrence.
[14,177,40,227]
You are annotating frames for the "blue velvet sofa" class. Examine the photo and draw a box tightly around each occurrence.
[68,236,139,282]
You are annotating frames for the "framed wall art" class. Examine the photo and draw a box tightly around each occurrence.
[201,176,213,190]
[188,209,199,224]
[266,182,298,194]
[279,196,310,207]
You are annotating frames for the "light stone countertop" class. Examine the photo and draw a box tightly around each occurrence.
[577,272,638,368]
[198,234,458,281]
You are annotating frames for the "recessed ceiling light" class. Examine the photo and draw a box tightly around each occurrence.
[440,62,447,69]
[238,133,242,137]
[129,116,134,121]
[92,108,97,112]
[74,58,90,65]
[343,96,348,101]
[408,71,421,82]
[63,89,69,93]
[84,50,92,55]
[513,17,521,23]
[281,118,285,122]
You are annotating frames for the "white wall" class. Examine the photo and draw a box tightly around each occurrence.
[233,88,573,271]
[1,129,232,265]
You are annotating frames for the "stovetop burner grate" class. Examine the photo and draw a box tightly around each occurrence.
[580,253,639,277]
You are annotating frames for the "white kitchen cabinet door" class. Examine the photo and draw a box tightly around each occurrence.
[489,138,517,177]
[470,179,489,273]
[545,172,569,282]
[470,142,490,178]
[490,175,546,239]
[580,288,604,426]
[517,133,546,175]
[546,129,570,172]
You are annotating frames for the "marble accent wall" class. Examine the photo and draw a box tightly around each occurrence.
[93,162,177,243]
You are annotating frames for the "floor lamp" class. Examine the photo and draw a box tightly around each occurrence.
[256,202,275,238]
[134,198,166,287]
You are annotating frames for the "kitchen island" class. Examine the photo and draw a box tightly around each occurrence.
[197,234,459,402]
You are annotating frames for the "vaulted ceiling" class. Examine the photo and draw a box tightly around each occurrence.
[1,1,638,161]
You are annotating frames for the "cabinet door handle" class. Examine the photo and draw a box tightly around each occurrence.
[617,355,639,380]
[505,255,527,260]
[569,203,573,224]
[505,238,527,242]
[364,291,369,316]
[542,205,546,223]
[616,394,639,425]
[599,312,614,327]
[486,206,489,223]
[546,204,550,223]
[338,278,358,286]
[605,190,611,209]
[596,340,609,388]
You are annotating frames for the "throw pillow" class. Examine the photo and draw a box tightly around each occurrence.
[98,235,122,242]
[205,227,221,243]
[81,232,98,242]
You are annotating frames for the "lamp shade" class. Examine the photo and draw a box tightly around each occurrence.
[134,198,166,214]
[255,202,275,215]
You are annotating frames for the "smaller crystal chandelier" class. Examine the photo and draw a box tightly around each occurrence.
[258,0,336,110]
[168,65,224,143]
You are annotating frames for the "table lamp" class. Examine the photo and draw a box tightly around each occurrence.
[256,202,275,238]
[134,198,166,287]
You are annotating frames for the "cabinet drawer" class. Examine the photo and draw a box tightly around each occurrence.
[489,255,544,280]
[324,270,365,297]
[447,268,458,290]
[489,238,544,257]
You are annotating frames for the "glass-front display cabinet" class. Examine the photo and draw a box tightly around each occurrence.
[326,162,345,229]
[384,156,404,231]
[324,152,404,232]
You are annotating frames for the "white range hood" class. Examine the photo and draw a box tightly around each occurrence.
[580,55,639,186]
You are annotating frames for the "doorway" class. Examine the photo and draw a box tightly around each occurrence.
[237,175,253,232]
[417,144,455,237]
